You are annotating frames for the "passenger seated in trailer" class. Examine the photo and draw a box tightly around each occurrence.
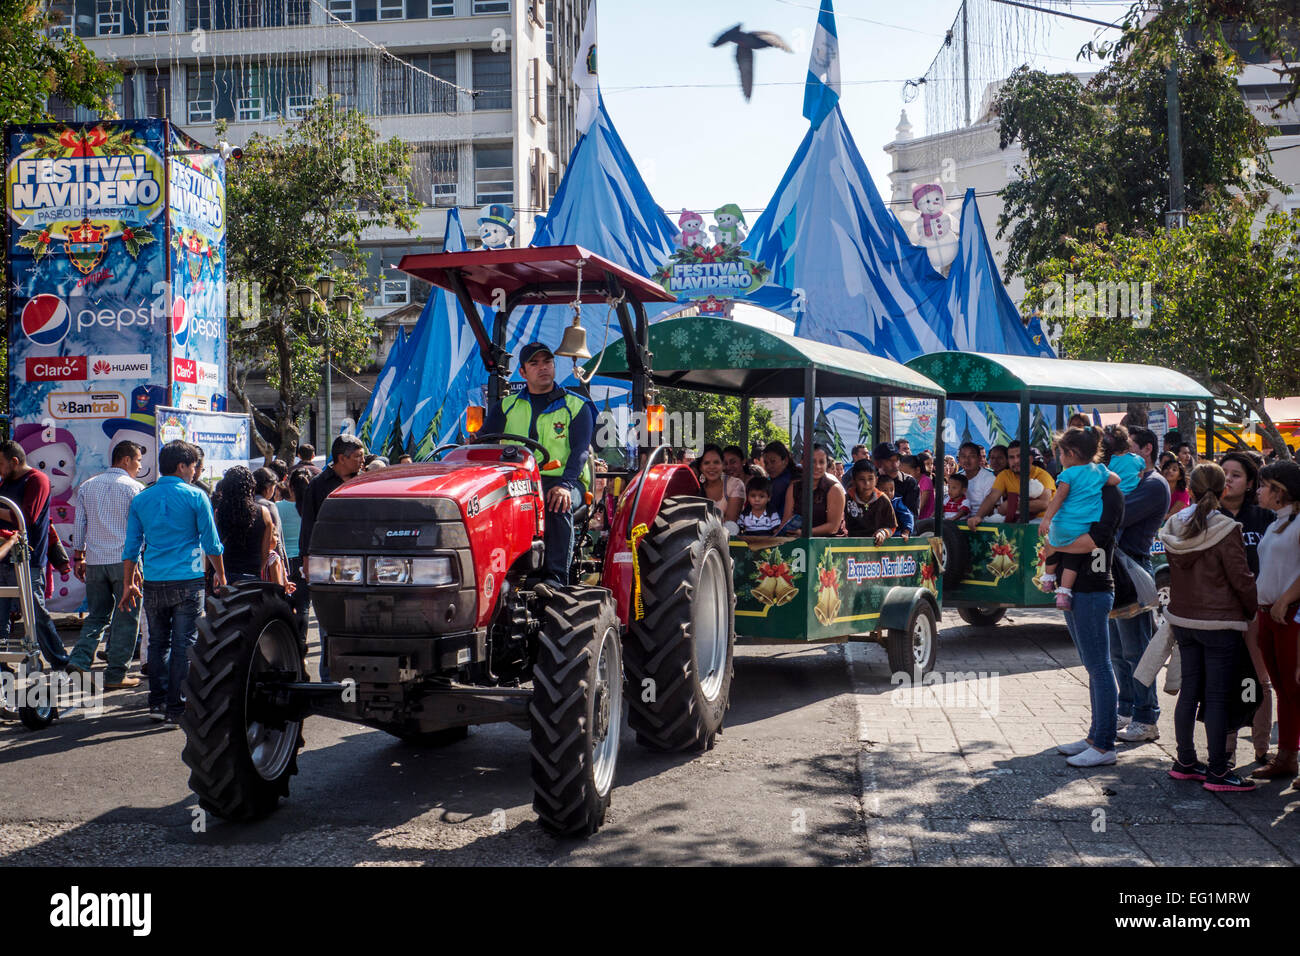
[876,475,913,541]
[966,440,1056,527]
[737,476,783,536]
[843,459,898,545]
[780,444,845,536]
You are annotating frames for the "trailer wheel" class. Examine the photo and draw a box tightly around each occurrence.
[181,583,306,822]
[958,606,1006,627]
[530,585,622,838]
[886,600,938,677]
[625,496,735,753]
[17,657,58,730]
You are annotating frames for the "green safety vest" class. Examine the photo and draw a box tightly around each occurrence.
[500,389,592,491]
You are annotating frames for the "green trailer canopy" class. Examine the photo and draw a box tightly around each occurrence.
[584,317,945,399]
[905,352,1213,405]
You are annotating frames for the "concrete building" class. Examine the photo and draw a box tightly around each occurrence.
[51,0,587,448]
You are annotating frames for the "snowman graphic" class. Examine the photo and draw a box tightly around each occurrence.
[477,203,516,250]
[909,183,959,274]
[15,423,77,602]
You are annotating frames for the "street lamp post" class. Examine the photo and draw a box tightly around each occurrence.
[295,273,353,449]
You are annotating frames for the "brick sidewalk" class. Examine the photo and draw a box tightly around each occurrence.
[846,609,1299,865]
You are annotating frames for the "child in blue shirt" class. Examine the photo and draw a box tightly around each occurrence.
[1038,426,1119,609]
[876,475,915,540]
[1101,424,1145,494]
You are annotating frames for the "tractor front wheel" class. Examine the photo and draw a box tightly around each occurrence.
[181,584,306,822]
[625,496,735,753]
[530,585,622,838]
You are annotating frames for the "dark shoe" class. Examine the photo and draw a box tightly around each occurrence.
[1204,770,1256,793]
[1168,759,1207,781]
[147,704,166,723]
[65,661,90,674]
[95,649,108,662]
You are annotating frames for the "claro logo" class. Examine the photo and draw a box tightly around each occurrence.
[26,356,87,381]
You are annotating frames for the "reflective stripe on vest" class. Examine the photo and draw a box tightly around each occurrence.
[500,390,591,490]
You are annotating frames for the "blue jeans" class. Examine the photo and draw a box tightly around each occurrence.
[1110,555,1160,725]
[0,561,69,667]
[68,563,140,681]
[143,580,205,717]
[542,480,580,587]
[1063,589,1118,752]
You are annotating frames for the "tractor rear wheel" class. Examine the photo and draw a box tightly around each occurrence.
[181,583,306,822]
[625,496,735,753]
[530,585,622,838]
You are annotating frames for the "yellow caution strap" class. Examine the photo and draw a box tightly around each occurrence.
[628,522,650,621]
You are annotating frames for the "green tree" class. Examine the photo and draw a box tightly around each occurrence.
[993,46,1279,277]
[1023,199,1300,458]
[1,0,120,411]
[225,97,418,458]
[657,387,789,451]
[1088,3,1300,107]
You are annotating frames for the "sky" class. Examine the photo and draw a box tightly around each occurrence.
[597,0,1131,214]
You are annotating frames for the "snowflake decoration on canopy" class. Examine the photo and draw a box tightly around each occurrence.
[727,340,755,367]
[966,365,988,390]
[702,343,718,362]
[670,327,689,349]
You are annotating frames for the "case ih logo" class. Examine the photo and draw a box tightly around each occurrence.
[26,356,86,381]
[173,358,197,383]
[20,294,72,347]
[87,354,152,380]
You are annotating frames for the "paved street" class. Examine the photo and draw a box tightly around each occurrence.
[0,609,1295,865]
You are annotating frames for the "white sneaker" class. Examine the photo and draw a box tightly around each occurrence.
[1057,739,1091,756]
[1116,721,1160,743]
[1116,714,1131,731]
[1067,747,1117,768]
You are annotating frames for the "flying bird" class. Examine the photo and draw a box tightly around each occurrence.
[711,24,793,101]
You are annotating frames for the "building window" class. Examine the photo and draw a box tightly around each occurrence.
[429,0,453,14]
[327,0,354,20]
[528,0,543,27]
[475,145,512,205]
[379,0,403,18]
[186,0,212,30]
[411,143,458,205]
[382,278,410,306]
[96,0,123,35]
[472,0,510,13]
[328,58,358,108]
[287,0,310,24]
[144,0,169,32]
[472,50,510,111]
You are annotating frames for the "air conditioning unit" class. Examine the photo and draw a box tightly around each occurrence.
[237,97,265,121]
[188,99,214,123]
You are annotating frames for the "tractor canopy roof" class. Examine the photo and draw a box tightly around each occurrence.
[585,317,945,399]
[397,245,675,307]
[906,351,1213,405]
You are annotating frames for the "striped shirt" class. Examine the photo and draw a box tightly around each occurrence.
[71,468,144,566]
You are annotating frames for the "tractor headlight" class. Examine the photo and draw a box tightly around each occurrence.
[306,555,364,584]
[367,556,456,587]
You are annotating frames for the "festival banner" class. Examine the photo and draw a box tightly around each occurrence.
[167,125,227,411]
[6,120,171,610]
[155,407,250,484]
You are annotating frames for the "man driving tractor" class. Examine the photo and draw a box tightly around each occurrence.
[481,341,596,587]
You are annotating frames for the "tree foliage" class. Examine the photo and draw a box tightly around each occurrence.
[993,45,1280,277]
[658,387,789,451]
[1086,1,1300,108]
[1,0,120,413]
[225,97,418,458]
[1022,199,1300,458]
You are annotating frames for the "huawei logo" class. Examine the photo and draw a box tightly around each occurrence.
[93,360,110,376]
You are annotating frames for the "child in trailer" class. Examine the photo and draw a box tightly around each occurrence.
[737,476,783,536]
[843,459,897,544]
[876,475,914,540]
[1102,424,1146,494]
[1039,426,1121,610]
[944,472,970,520]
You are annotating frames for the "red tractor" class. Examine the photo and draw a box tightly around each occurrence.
[180,247,736,837]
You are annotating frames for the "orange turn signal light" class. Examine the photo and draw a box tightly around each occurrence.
[647,404,665,433]
[466,405,485,433]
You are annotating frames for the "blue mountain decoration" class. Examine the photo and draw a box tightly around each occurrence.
[356,324,410,450]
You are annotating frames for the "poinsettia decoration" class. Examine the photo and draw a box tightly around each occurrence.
[29,124,136,159]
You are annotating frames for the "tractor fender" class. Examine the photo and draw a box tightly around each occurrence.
[602,463,702,625]
[876,586,940,636]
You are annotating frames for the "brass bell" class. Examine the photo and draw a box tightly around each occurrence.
[555,318,591,360]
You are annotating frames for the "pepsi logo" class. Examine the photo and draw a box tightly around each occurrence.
[171,295,189,347]
[21,294,71,347]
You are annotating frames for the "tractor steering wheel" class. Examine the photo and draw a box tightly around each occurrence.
[431,432,550,463]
